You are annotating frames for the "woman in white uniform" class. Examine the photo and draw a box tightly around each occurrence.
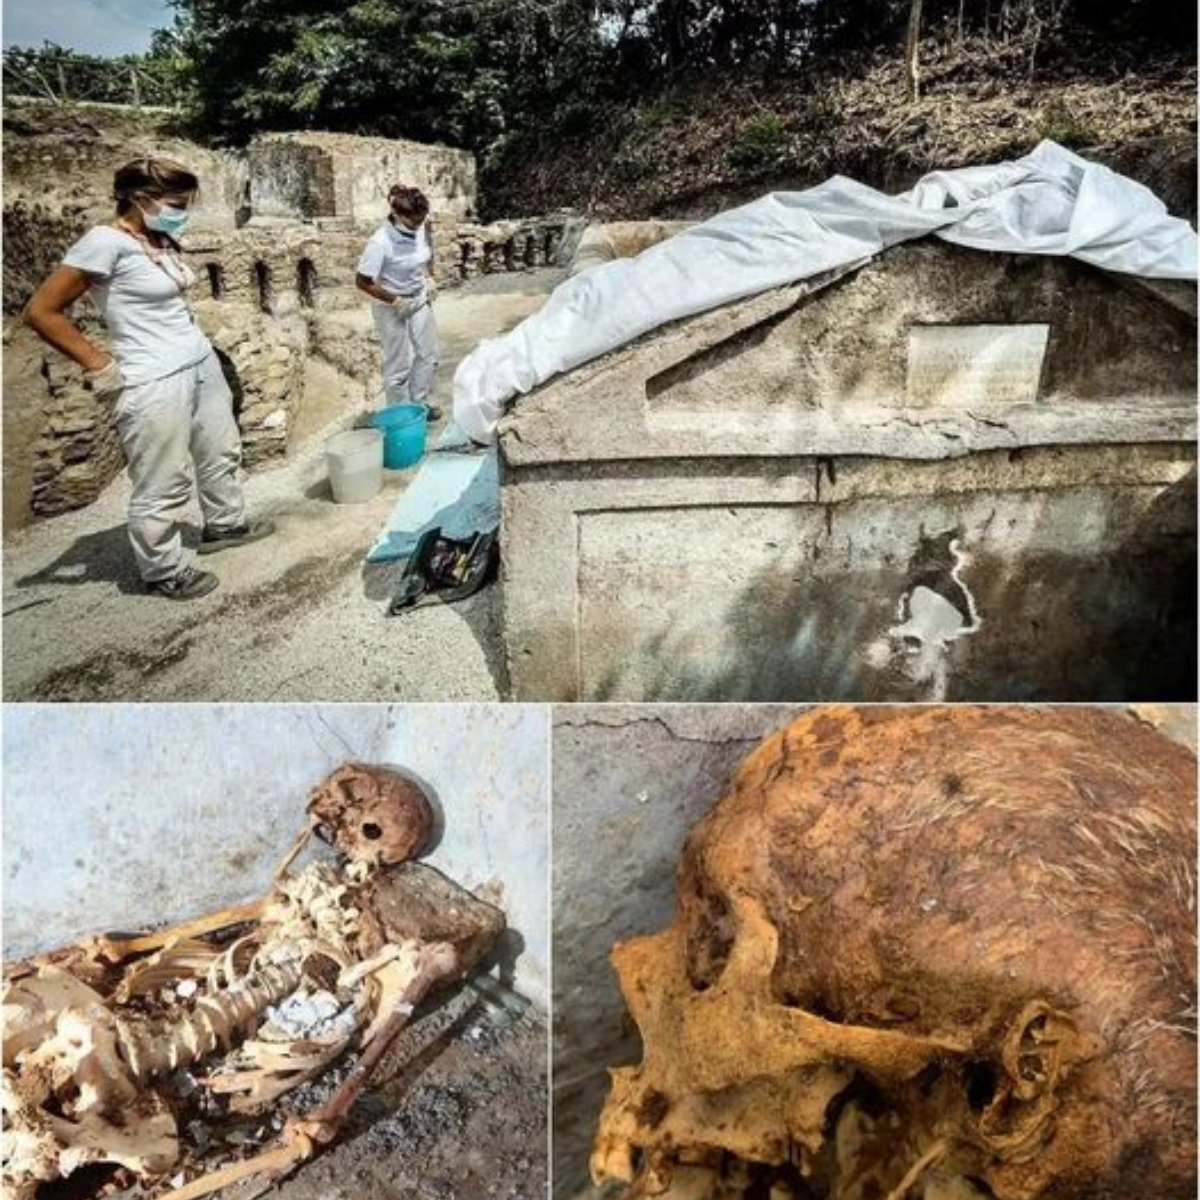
[355,184,441,419]
[24,157,273,600]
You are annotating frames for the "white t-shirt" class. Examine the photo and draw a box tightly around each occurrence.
[62,226,211,385]
[357,221,432,300]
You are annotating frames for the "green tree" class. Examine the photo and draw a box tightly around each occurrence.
[169,0,605,147]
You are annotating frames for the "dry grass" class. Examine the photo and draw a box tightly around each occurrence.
[483,37,1197,220]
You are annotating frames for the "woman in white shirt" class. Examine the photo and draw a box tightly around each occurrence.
[355,184,441,420]
[24,157,273,601]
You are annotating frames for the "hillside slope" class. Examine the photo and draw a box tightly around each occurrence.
[481,40,1197,221]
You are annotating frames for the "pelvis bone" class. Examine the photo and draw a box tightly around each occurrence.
[592,707,1196,1200]
[2,764,502,1200]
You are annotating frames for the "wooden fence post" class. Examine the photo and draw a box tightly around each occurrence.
[905,0,923,102]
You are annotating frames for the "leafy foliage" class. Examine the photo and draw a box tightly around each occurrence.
[161,0,1194,142]
[727,115,791,172]
[164,0,603,148]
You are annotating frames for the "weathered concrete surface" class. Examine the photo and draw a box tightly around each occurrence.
[567,219,692,276]
[550,704,1197,1200]
[501,242,1197,702]
[551,705,811,1200]
[3,703,550,1006]
[2,269,562,701]
[250,131,477,222]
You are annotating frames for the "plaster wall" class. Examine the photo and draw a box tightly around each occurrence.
[2,704,550,1007]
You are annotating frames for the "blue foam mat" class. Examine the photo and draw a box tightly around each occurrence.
[365,445,499,564]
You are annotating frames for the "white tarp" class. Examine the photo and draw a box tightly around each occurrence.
[453,140,1197,444]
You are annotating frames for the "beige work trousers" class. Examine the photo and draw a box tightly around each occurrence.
[114,349,246,582]
[373,299,440,405]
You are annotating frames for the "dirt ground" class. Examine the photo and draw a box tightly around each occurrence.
[2,270,562,701]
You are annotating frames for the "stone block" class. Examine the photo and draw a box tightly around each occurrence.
[500,241,1198,702]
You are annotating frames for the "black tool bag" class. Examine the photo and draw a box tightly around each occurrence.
[387,527,499,615]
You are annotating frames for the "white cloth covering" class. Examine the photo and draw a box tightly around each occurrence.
[453,141,1198,444]
[62,225,211,386]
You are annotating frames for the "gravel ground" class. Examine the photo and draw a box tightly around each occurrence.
[262,996,548,1200]
[2,271,561,701]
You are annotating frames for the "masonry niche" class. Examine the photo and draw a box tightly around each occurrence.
[499,241,1197,702]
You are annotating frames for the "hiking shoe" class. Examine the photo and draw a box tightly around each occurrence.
[148,565,219,601]
[198,519,277,555]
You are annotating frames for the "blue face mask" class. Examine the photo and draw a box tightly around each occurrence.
[141,203,191,238]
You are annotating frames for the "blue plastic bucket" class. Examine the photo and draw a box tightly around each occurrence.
[372,404,427,470]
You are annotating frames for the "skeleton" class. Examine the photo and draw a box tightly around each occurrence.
[592,707,1196,1200]
[3,764,503,1200]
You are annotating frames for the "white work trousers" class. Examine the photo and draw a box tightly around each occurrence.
[373,300,439,405]
[114,350,247,582]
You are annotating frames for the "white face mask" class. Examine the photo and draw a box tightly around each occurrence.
[139,202,191,237]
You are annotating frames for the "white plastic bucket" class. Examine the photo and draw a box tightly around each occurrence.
[326,428,383,504]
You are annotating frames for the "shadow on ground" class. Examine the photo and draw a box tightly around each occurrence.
[11,523,156,596]
[361,558,511,697]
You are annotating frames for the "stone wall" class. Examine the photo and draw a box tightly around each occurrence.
[2,103,579,523]
[6,301,311,520]
[448,215,578,279]
[2,101,248,314]
[249,131,476,222]
[188,213,576,312]
[199,302,310,466]
[567,219,692,276]
[500,241,1198,703]
[3,201,95,324]
[6,204,575,523]
[27,331,126,518]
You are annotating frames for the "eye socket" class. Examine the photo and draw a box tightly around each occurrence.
[361,822,383,841]
[965,1061,998,1111]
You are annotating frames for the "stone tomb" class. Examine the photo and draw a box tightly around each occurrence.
[499,241,1197,702]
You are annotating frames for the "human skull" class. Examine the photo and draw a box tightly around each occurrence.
[592,707,1196,1200]
[307,763,434,865]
